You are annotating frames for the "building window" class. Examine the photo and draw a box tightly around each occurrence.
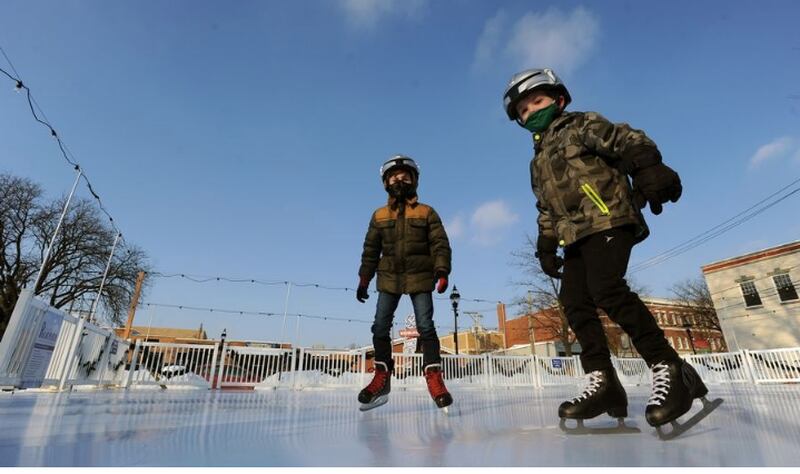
[668,337,675,348]
[740,281,762,307]
[677,337,684,350]
[773,273,799,302]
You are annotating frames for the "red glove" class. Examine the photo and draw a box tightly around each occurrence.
[435,273,448,294]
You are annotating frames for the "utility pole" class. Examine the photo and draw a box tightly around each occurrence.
[123,271,146,339]
[526,290,536,356]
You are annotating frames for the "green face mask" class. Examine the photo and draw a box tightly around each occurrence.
[523,102,559,133]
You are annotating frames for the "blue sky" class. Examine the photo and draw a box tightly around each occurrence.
[2,0,799,348]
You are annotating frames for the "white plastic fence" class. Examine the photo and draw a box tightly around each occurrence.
[612,357,650,386]
[685,351,751,384]
[392,353,425,389]
[536,356,582,386]
[219,345,295,389]
[745,347,800,384]
[41,314,79,387]
[124,340,219,389]
[0,290,128,390]
[291,349,365,389]
[442,354,490,388]
[5,290,800,391]
[0,290,65,388]
[488,355,537,387]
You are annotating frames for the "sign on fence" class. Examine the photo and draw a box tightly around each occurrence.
[20,310,64,388]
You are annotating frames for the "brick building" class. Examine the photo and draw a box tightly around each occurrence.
[499,297,727,357]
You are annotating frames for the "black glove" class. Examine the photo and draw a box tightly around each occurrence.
[535,236,563,279]
[356,276,370,303]
[631,162,682,215]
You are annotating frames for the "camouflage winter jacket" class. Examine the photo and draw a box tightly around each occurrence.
[359,195,451,295]
[530,111,653,247]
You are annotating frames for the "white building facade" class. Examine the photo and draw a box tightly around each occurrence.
[702,241,800,350]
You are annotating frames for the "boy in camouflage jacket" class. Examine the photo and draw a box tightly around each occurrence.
[503,68,711,431]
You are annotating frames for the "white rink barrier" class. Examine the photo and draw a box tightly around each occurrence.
[488,355,537,388]
[612,357,650,386]
[4,293,800,392]
[746,347,800,384]
[392,353,425,389]
[442,354,489,388]
[685,351,751,384]
[536,356,582,386]
[220,345,295,389]
[291,349,366,389]
[124,341,219,389]
[0,290,129,390]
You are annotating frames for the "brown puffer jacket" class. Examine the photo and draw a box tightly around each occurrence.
[359,195,451,295]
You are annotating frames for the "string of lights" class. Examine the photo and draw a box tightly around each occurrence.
[0,47,122,236]
[151,271,507,304]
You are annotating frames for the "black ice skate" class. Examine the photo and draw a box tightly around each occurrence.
[358,360,392,412]
[646,359,724,440]
[558,368,639,434]
[424,364,453,414]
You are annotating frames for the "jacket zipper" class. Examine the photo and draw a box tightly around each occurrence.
[580,183,611,216]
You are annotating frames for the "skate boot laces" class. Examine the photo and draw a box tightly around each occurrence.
[648,362,671,406]
[570,370,603,403]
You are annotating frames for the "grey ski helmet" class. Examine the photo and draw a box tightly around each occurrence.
[380,155,420,183]
[503,68,571,124]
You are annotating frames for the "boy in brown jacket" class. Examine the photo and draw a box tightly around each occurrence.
[356,155,452,411]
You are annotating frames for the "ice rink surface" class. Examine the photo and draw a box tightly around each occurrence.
[1,384,799,467]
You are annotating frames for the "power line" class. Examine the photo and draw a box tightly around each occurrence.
[630,177,800,273]
[706,263,800,298]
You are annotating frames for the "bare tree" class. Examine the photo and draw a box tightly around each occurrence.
[510,233,649,357]
[1,173,151,338]
[510,234,576,355]
[671,275,723,332]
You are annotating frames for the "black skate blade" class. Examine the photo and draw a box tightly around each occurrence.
[559,417,640,435]
[656,397,724,441]
[359,395,388,412]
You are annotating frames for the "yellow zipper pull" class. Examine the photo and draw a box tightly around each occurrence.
[580,183,611,216]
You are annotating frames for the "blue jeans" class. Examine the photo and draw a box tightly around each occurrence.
[372,291,441,368]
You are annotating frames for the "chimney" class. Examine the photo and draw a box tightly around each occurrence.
[497,303,508,349]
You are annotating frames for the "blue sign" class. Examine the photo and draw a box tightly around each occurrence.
[551,359,562,369]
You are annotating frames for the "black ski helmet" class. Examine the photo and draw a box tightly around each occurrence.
[503,68,571,125]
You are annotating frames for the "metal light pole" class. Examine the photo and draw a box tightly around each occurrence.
[450,286,460,355]
[34,166,82,293]
[681,315,697,354]
[58,232,121,390]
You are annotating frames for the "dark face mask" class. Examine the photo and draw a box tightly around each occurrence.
[386,181,415,200]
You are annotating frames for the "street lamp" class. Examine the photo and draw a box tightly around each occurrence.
[450,286,460,355]
[680,316,697,354]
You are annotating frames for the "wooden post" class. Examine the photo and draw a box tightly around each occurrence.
[123,271,146,340]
